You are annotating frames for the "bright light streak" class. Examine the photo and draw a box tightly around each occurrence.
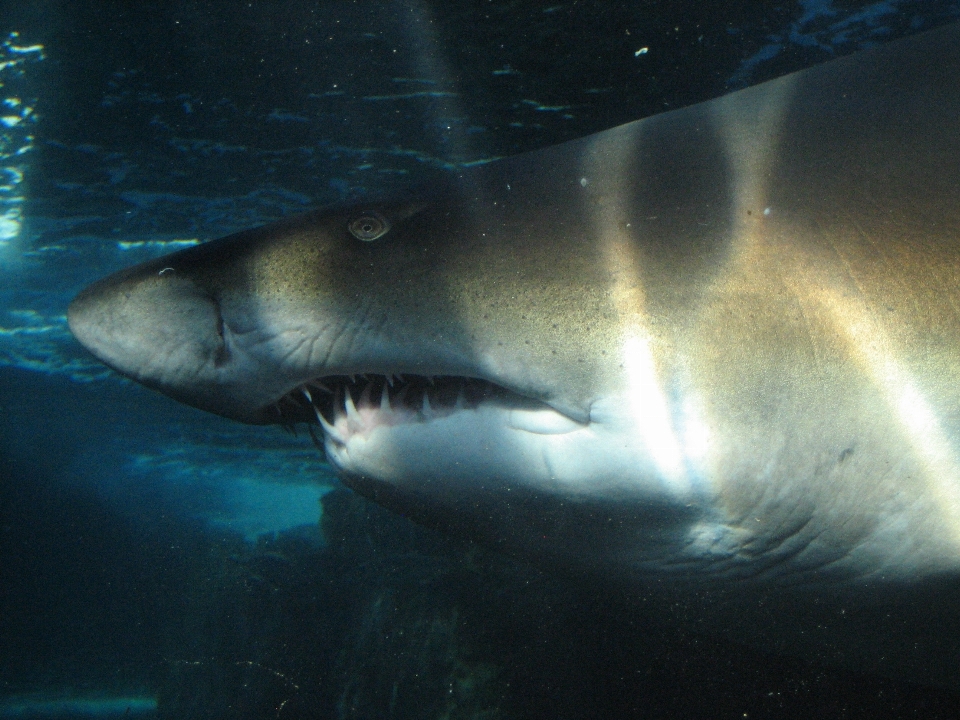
[0,32,43,250]
[582,126,694,498]
[841,312,960,534]
[622,333,687,487]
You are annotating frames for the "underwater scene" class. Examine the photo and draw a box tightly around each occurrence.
[4,0,960,717]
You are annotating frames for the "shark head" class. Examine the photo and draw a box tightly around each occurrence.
[68,158,696,543]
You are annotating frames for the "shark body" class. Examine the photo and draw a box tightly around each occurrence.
[70,23,960,685]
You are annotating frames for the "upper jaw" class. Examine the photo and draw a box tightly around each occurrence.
[260,368,588,437]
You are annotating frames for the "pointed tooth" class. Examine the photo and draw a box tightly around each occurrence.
[345,386,362,427]
[310,381,332,394]
[314,404,328,426]
[381,383,391,411]
[301,387,314,404]
[349,374,357,384]
[422,391,434,418]
[314,405,342,443]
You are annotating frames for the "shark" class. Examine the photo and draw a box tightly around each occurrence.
[68,22,960,686]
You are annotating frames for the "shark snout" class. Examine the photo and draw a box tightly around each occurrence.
[68,268,226,392]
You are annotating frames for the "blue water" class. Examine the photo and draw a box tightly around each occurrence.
[3,1,960,717]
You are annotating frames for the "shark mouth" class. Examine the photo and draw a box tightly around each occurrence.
[271,374,556,445]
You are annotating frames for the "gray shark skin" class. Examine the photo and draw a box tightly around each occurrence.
[70,24,960,686]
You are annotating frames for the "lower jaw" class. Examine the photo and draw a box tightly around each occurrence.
[318,404,519,480]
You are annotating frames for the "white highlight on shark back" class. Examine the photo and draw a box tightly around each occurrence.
[581,124,698,501]
[831,295,960,555]
[620,334,686,488]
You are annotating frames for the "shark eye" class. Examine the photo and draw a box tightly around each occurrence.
[348,213,390,241]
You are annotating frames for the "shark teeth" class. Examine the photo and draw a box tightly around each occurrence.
[343,385,363,431]
[422,392,435,419]
[282,374,505,443]
[315,405,341,442]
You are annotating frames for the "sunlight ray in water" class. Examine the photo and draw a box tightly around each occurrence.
[0,32,42,253]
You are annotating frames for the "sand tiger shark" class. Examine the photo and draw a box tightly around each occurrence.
[69,23,960,686]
